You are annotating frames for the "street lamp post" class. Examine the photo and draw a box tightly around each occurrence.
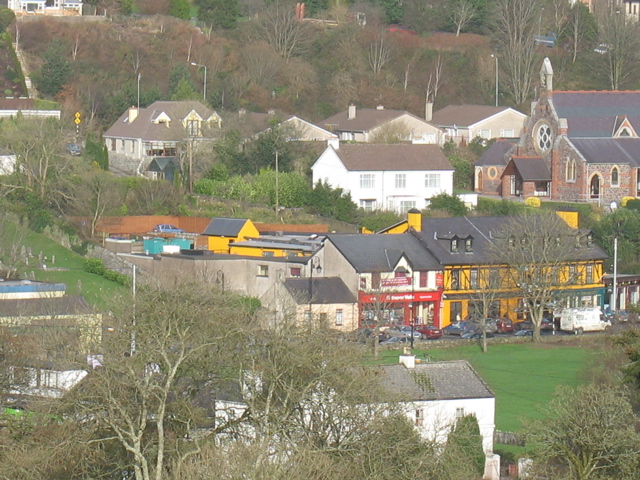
[612,237,618,314]
[190,62,207,102]
[491,54,498,107]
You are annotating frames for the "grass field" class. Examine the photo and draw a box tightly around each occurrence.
[1,221,127,310]
[368,342,597,432]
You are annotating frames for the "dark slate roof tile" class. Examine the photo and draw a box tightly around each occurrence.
[476,139,516,166]
[322,108,410,132]
[571,138,640,166]
[202,218,249,237]
[512,156,551,181]
[335,144,452,171]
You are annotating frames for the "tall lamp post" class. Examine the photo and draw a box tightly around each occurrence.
[491,54,498,107]
[610,202,619,316]
[190,62,207,102]
[308,256,322,329]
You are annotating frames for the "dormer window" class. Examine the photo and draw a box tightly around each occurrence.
[187,119,200,137]
[575,235,581,249]
[587,233,593,247]
[620,128,631,137]
[465,238,473,253]
[451,239,459,253]
[508,236,515,249]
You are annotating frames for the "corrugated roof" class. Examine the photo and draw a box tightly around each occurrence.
[104,101,220,141]
[432,105,520,127]
[334,144,452,171]
[376,360,494,401]
[202,218,249,237]
[476,139,516,166]
[327,234,441,272]
[0,295,94,317]
[283,277,357,304]
[552,91,640,138]
[512,156,551,181]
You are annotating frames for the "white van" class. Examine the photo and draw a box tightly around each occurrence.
[559,307,611,334]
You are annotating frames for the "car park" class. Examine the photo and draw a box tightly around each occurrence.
[153,224,185,234]
[415,324,443,340]
[443,321,475,336]
[514,318,554,331]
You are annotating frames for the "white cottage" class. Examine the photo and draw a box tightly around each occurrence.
[312,141,454,213]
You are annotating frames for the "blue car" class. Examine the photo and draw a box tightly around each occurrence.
[443,321,475,336]
[153,224,185,234]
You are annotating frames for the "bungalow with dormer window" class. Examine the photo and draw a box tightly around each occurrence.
[103,101,222,176]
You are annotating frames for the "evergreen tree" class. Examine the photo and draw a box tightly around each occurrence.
[196,0,240,29]
[169,0,191,20]
[37,39,71,97]
[168,64,193,97]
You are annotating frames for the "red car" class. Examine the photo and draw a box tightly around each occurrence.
[414,324,443,339]
[495,318,514,333]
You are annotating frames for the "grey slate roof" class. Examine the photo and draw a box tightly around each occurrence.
[551,91,640,138]
[376,360,494,401]
[147,156,181,173]
[202,218,250,237]
[322,108,416,133]
[103,101,219,142]
[432,105,520,127]
[327,233,441,272]
[571,138,640,166]
[334,144,452,171]
[283,277,357,304]
[0,295,94,317]
[476,139,516,166]
[511,156,551,181]
[223,110,294,137]
[413,216,608,265]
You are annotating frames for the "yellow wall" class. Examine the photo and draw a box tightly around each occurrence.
[206,220,260,253]
[229,245,306,257]
[556,211,579,229]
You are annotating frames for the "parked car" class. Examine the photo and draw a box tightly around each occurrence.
[66,143,82,156]
[495,317,514,333]
[514,329,533,337]
[443,321,475,336]
[380,335,410,345]
[514,318,554,332]
[462,331,494,340]
[395,325,423,339]
[153,224,185,234]
[415,324,443,340]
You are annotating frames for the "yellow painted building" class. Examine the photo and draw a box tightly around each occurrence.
[202,218,260,253]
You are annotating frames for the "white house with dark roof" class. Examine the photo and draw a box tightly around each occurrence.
[321,105,446,145]
[103,101,222,176]
[379,358,495,453]
[8,0,82,15]
[311,141,454,213]
[431,104,527,145]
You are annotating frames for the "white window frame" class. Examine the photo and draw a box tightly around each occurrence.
[360,199,376,211]
[399,200,416,214]
[395,173,406,189]
[335,309,344,326]
[360,174,375,189]
[479,129,491,139]
[425,174,441,189]
[500,129,515,137]
[258,265,269,277]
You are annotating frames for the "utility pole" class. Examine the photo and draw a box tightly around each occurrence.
[275,151,279,217]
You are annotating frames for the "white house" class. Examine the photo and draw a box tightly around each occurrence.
[311,141,454,213]
[431,105,527,145]
[381,357,496,453]
[321,104,446,145]
[8,0,83,15]
[103,101,222,175]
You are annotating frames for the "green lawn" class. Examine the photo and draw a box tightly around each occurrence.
[368,343,596,432]
[1,221,127,310]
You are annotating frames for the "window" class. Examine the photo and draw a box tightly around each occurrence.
[450,301,462,322]
[479,129,491,139]
[425,174,441,189]
[262,251,274,257]
[569,265,576,281]
[360,277,367,290]
[335,309,344,326]
[587,233,593,247]
[258,265,268,277]
[508,236,515,249]
[360,199,376,211]
[536,122,553,153]
[110,138,116,151]
[415,409,423,426]
[586,264,593,283]
[372,272,381,289]
[420,271,427,288]
[304,310,311,322]
[566,158,577,182]
[611,167,619,187]
[500,129,515,137]
[465,238,473,253]
[470,269,478,289]
[360,174,375,189]
[395,174,406,189]
[187,119,200,137]
[290,267,301,277]
[394,269,407,278]
[456,407,465,419]
[451,270,460,290]
[399,200,416,214]
[451,239,459,253]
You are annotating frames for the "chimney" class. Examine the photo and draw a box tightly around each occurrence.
[376,105,384,110]
[348,104,356,120]
[399,351,416,369]
[128,106,138,123]
[407,208,422,232]
[327,137,339,150]
[558,118,568,136]
[425,101,433,122]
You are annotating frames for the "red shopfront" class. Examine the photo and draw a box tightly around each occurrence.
[358,290,444,328]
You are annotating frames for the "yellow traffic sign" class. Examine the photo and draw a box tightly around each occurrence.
[74,117,81,125]
[74,112,81,119]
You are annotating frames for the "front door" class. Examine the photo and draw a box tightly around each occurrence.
[590,175,600,199]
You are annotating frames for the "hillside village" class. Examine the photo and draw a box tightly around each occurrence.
[1,1,640,479]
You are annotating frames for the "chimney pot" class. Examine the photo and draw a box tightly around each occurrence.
[348,104,356,120]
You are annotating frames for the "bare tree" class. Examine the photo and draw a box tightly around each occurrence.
[597,8,640,90]
[425,54,444,105]
[564,2,597,63]
[491,212,587,343]
[366,30,393,75]
[494,0,541,105]
[257,0,313,61]
[451,0,476,37]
